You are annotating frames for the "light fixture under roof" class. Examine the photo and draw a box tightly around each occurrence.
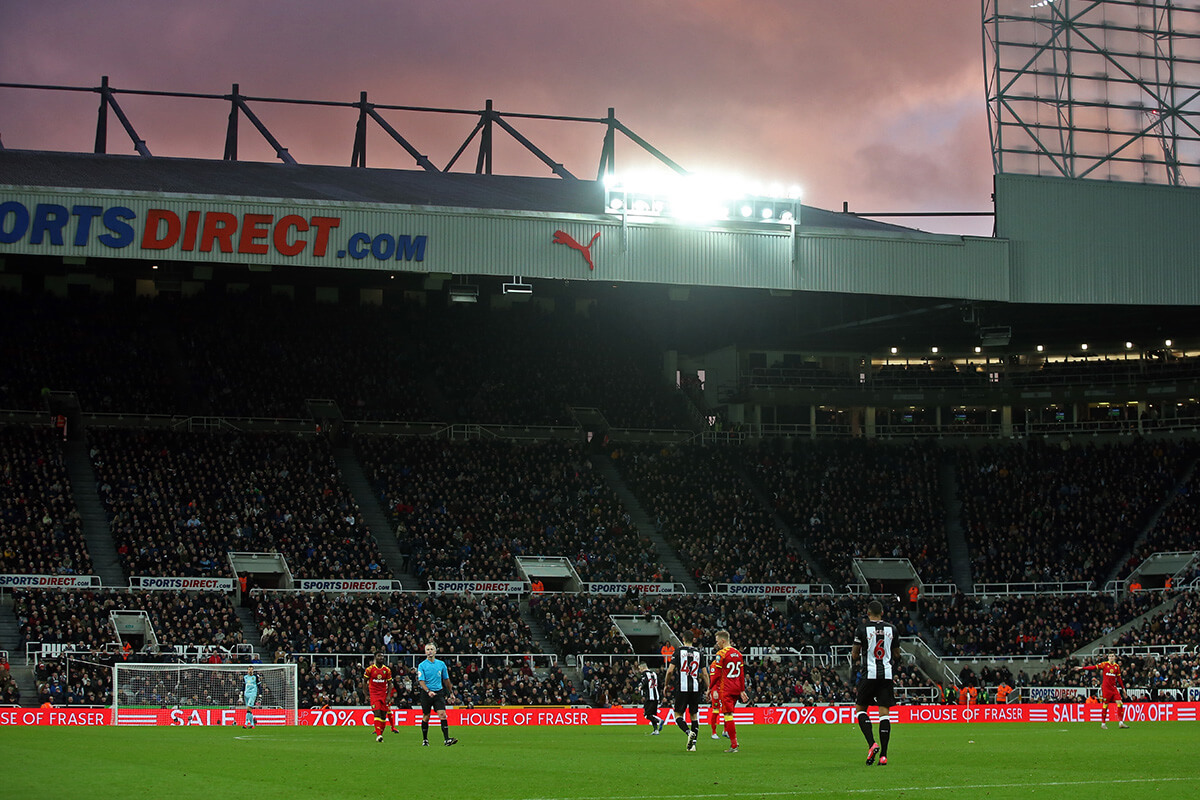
[502,277,533,295]
[448,283,478,303]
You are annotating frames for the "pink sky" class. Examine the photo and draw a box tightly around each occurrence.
[0,1,994,235]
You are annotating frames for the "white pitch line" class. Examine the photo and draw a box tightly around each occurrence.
[521,776,1196,800]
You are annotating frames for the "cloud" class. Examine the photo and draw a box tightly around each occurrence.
[0,1,993,228]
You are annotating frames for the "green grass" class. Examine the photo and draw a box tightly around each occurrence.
[3,722,1195,799]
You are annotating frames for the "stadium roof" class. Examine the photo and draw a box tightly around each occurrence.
[0,149,916,234]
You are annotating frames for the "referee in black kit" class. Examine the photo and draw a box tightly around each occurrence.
[850,599,899,767]
[665,630,708,752]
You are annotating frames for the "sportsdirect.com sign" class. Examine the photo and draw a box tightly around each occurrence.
[0,194,427,269]
[5,703,1198,726]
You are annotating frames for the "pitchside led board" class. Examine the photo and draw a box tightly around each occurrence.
[4,702,1199,727]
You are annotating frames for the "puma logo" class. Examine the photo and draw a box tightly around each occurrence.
[552,230,601,271]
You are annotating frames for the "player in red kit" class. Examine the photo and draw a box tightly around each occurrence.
[1074,658,1130,729]
[712,629,749,753]
[363,652,400,742]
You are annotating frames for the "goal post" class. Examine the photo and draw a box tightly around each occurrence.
[113,662,298,725]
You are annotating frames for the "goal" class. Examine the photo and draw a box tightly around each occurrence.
[113,662,298,725]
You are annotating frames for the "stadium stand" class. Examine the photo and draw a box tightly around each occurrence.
[611,444,815,587]
[920,592,1163,659]
[358,436,668,584]
[742,440,950,588]
[955,439,1196,586]
[88,427,384,579]
[252,590,533,656]
[0,425,94,577]
[14,588,245,706]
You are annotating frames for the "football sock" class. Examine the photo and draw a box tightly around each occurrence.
[676,715,690,734]
[879,717,891,756]
[441,720,450,741]
[724,717,737,748]
[246,710,254,727]
[691,720,699,735]
[857,712,875,745]
[710,716,718,734]
[1115,704,1123,722]
[421,719,429,741]
[1101,704,1108,723]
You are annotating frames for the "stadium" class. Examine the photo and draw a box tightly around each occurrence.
[2,2,1200,798]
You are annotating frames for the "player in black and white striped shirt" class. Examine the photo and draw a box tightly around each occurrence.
[638,661,664,734]
[664,630,709,752]
[850,600,899,766]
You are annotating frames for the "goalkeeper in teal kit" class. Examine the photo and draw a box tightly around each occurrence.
[242,665,266,728]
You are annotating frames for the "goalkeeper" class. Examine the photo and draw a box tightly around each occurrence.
[242,665,265,728]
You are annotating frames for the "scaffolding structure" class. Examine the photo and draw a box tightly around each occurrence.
[984,0,1200,186]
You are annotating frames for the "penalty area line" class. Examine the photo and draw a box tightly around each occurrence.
[520,776,1197,800]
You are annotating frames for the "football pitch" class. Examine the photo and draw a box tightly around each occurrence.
[3,722,1195,800]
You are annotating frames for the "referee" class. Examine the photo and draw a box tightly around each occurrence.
[665,630,708,752]
[417,642,458,747]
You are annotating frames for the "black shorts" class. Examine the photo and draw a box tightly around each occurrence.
[643,699,660,718]
[420,689,447,714]
[856,678,895,708]
[674,690,703,717]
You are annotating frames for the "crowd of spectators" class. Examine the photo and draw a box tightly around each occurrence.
[921,591,1164,658]
[0,291,686,430]
[1109,591,1199,650]
[0,290,181,414]
[743,440,949,588]
[0,425,93,577]
[1030,651,1200,697]
[956,439,1195,586]
[253,590,534,656]
[360,436,668,584]
[14,588,244,653]
[613,445,814,587]
[583,654,926,708]
[89,427,384,580]
[15,588,245,706]
[295,655,574,709]
[1124,469,1200,578]
[0,658,19,704]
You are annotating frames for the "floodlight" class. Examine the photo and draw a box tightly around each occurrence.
[1125,341,1134,349]
[1165,339,1173,347]
[761,207,774,220]
[740,205,753,218]
[779,210,795,223]
[890,347,898,354]
[502,277,533,295]
[1036,345,1044,352]
[931,346,939,354]
[1080,343,1089,351]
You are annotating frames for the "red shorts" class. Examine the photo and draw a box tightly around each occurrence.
[1101,689,1123,705]
[370,701,391,718]
[717,693,739,715]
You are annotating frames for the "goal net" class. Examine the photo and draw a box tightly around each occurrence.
[113,662,298,726]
